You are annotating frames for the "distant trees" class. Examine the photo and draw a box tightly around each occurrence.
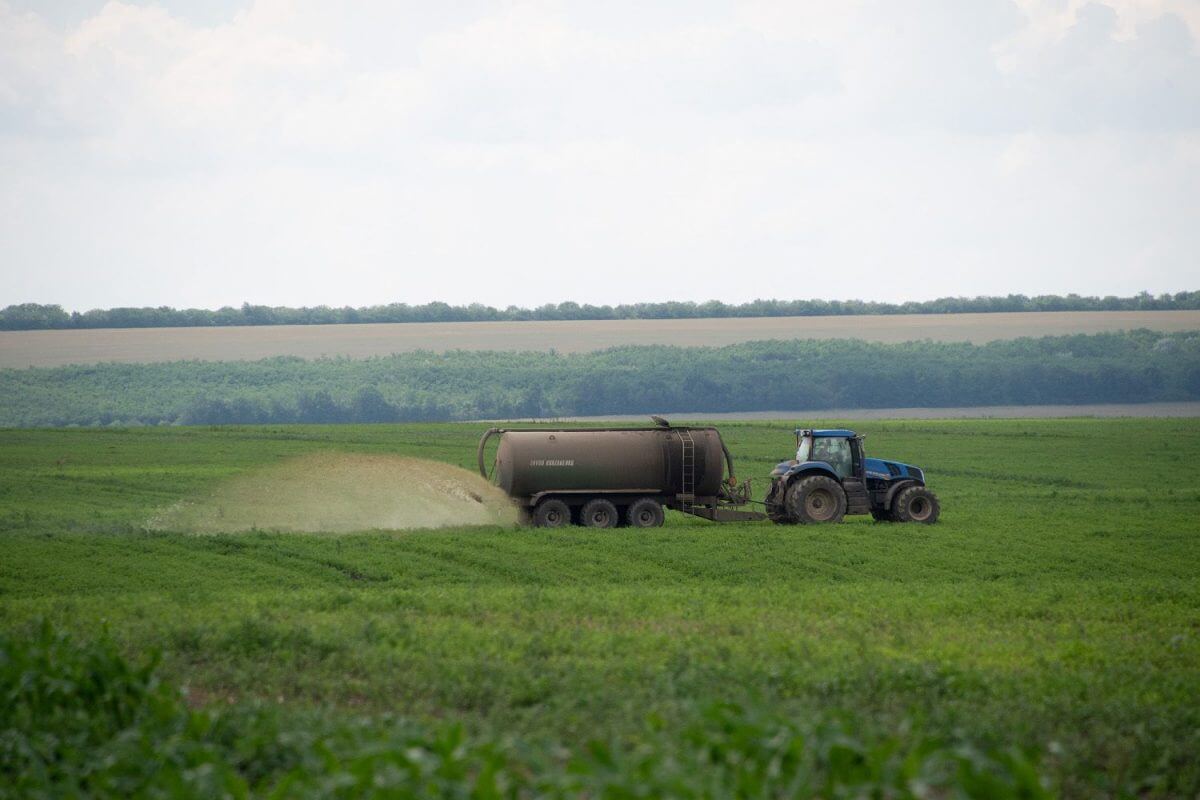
[2,292,1198,331]
[1,331,1198,427]
[0,303,72,329]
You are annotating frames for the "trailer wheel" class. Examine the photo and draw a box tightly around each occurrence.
[894,486,940,524]
[785,476,846,524]
[533,498,571,528]
[626,498,665,528]
[580,498,619,529]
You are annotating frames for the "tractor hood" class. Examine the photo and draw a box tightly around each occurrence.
[864,457,925,483]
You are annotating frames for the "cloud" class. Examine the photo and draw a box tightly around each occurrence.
[999,2,1200,131]
[0,0,1197,309]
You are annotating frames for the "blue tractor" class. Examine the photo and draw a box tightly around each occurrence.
[764,429,941,525]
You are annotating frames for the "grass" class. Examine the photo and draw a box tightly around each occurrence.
[1,419,1198,797]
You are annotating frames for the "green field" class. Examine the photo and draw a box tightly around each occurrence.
[2,420,1198,797]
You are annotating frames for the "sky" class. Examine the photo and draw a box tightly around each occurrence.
[1,0,1198,311]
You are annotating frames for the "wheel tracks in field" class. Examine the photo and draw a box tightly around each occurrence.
[871,425,1088,439]
[932,467,1100,490]
[219,539,394,584]
[212,534,545,587]
[30,470,185,499]
[389,532,721,586]
[394,538,555,585]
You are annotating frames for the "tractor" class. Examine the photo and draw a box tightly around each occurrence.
[764,429,941,524]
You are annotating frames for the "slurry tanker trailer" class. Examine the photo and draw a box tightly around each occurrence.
[477,418,940,528]
[477,418,763,528]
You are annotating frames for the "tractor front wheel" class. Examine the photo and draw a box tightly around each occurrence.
[785,476,847,524]
[894,486,941,524]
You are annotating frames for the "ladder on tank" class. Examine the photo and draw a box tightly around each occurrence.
[679,428,695,515]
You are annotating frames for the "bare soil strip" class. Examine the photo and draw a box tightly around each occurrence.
[519,401,1200,422]
[2,310,1198,368]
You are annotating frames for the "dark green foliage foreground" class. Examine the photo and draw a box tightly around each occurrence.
[1,624,1047,798]
[1,420,1198,797]
[3,330,1200,426]
[4,291,1198,330]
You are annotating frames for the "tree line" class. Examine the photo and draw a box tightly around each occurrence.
[1,331,1196,428]
[2,291,1198,331]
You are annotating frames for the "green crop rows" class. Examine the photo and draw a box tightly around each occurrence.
[1,419,1198,797]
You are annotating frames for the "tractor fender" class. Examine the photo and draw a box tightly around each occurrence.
[783,462,841,485]
[883,479,922,510]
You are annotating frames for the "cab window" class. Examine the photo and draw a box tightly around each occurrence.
[812,437,852,478]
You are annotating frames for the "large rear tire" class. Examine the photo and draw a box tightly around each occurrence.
[626,498,665,528]
[893,486,940,524]
[533,498,571,528]
[580,498,619,529]
[765,480,796,525]
[785,476,847,524]
[767,505,796,524]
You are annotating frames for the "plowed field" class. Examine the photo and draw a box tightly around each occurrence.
[3,309,1198,366]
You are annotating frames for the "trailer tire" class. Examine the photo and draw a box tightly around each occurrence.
[626,498,665,528]
[785,476,846,524]
[894,486,940,524]
[580,498,619,529]
[533,498,571,528]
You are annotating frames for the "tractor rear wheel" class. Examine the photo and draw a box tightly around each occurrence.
[765,480,795,524]
[894,486,940,524]
[533,498,571,528]
[580,498,620,529]
[785,476,847,524]
[626,498,665,528]
[767,504,796,524]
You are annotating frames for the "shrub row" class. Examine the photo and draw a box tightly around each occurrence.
[1,331,1198,427]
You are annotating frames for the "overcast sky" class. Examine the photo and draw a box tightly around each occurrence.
[1,0,1198,311]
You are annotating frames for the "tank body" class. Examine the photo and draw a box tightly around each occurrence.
[494,428,726,500]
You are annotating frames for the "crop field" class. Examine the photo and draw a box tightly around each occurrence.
[2,419,1198,797]
[3,309,1199,367]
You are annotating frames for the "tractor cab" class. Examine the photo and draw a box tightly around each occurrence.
[772,429,862,482]
[765,428,940,525]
